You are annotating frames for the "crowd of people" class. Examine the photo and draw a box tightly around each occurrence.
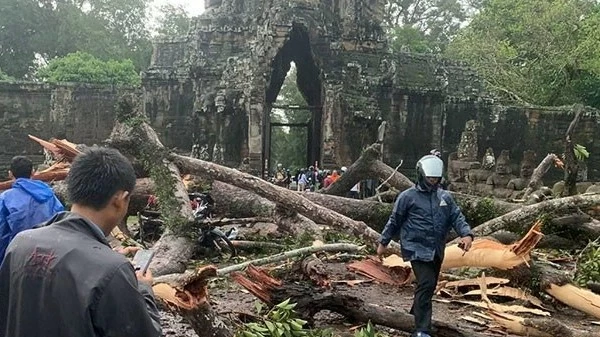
[0,149,473,337]
[271,164,362,197]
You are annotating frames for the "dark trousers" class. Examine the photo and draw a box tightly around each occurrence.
[409,256,443,334]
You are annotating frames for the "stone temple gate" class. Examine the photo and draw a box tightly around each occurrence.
[142,0,600,179]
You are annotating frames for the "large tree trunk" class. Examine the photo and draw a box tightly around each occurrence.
[170,154,399,251]
[210,181,323,238]
[211,180,392,231]
[232,266,486,337]
[106,93,194,277]
[466,193,600,238]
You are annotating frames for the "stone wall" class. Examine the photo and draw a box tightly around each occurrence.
[0,82,134,179]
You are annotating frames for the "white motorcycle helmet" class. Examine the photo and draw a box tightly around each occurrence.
[416,155,443,184]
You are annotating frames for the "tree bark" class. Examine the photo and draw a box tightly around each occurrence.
[210,181,323,238]
[563,104,584,197]
[466,193,600,238]
[320,143,413,196]
[170,154,400,251]
[523,153,562,200]
[106,93,194,277]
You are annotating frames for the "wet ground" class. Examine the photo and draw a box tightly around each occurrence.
[157,260,600,337]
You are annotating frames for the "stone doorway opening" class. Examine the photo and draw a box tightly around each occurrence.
[263,23,323,178]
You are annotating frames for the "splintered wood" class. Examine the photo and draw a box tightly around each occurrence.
[545,283,600,319]
[347,256,412,286]
[0,135,81,191]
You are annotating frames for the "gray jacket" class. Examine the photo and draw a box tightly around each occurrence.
[0,212,161,337]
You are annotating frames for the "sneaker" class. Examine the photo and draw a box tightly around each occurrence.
[412,333,432,337]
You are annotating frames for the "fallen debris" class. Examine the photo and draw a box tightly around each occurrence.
[232,265,488,337]
[152,266,233,337]
[216,243,363,276]
[464,286,546,310]
[347,256,412,286]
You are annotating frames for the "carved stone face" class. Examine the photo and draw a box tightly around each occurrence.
[520,163,533,178]
[496,161,508,174]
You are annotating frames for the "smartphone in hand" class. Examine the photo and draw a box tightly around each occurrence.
[131,249,155,274]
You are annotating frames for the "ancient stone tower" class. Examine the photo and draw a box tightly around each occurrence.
[143,0,488,176]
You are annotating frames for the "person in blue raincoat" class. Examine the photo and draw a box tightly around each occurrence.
[377,154,474,337]
[0,156,64,260]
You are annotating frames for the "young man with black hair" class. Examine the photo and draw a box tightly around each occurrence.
[0,147,161,337]
[377,154,474,337]
[0,156,64,260]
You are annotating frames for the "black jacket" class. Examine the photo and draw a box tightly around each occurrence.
[0,212,161,337]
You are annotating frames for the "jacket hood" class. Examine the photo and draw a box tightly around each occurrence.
[12,178,57,203]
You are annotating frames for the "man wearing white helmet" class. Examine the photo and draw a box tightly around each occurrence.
[377,154,474,337]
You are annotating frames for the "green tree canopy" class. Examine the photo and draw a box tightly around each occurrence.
[154,4,191,37]
[446,0,600,107]
[0,0,151,78]
[385,0,480,53]
[36,51,141,86]
[0,67,14,81]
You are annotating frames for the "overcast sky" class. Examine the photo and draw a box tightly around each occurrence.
[151,0,206,16]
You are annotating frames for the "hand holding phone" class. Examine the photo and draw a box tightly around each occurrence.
[131,249,155,275]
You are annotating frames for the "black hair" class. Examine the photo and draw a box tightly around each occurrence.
[66,147,136,210]
[10,156,33,179]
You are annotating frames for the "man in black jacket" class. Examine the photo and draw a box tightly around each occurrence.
[0,147,161,337]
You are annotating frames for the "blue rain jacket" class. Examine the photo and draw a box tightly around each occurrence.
[379,183,473,262]
[0,178,64,260]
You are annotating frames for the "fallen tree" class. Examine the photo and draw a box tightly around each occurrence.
[211,180,392,232]
[320,143,413,196]
[467,193,600,238]
[105,93,195,277]
[231,265,487,337]
[170,154,400,251]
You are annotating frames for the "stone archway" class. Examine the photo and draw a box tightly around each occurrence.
[262,23,323,177]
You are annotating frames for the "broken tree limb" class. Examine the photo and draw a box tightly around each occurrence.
[230,240,285,251]
[523,154,563,200]
[320,143,412,196]
[466,193,600,238]
[211,180,392,231]
[171,154,399,251]
[152,266,233,337]
[216,243,363,275]
[106,93,194,277]
[232,266,487,337]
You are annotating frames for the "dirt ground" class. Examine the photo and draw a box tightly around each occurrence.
[158,259,600,337]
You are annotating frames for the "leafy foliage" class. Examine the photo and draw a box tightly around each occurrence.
[353,321,388,337]
[385,0,481,53]
[0,0,152,78]
[574,144,590,162]
[446,0,600,107]
[155,4,191,37]
[0,68,14,81]
[237,299,334,337]
[575,240,600,286]
[37,52,141,86]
